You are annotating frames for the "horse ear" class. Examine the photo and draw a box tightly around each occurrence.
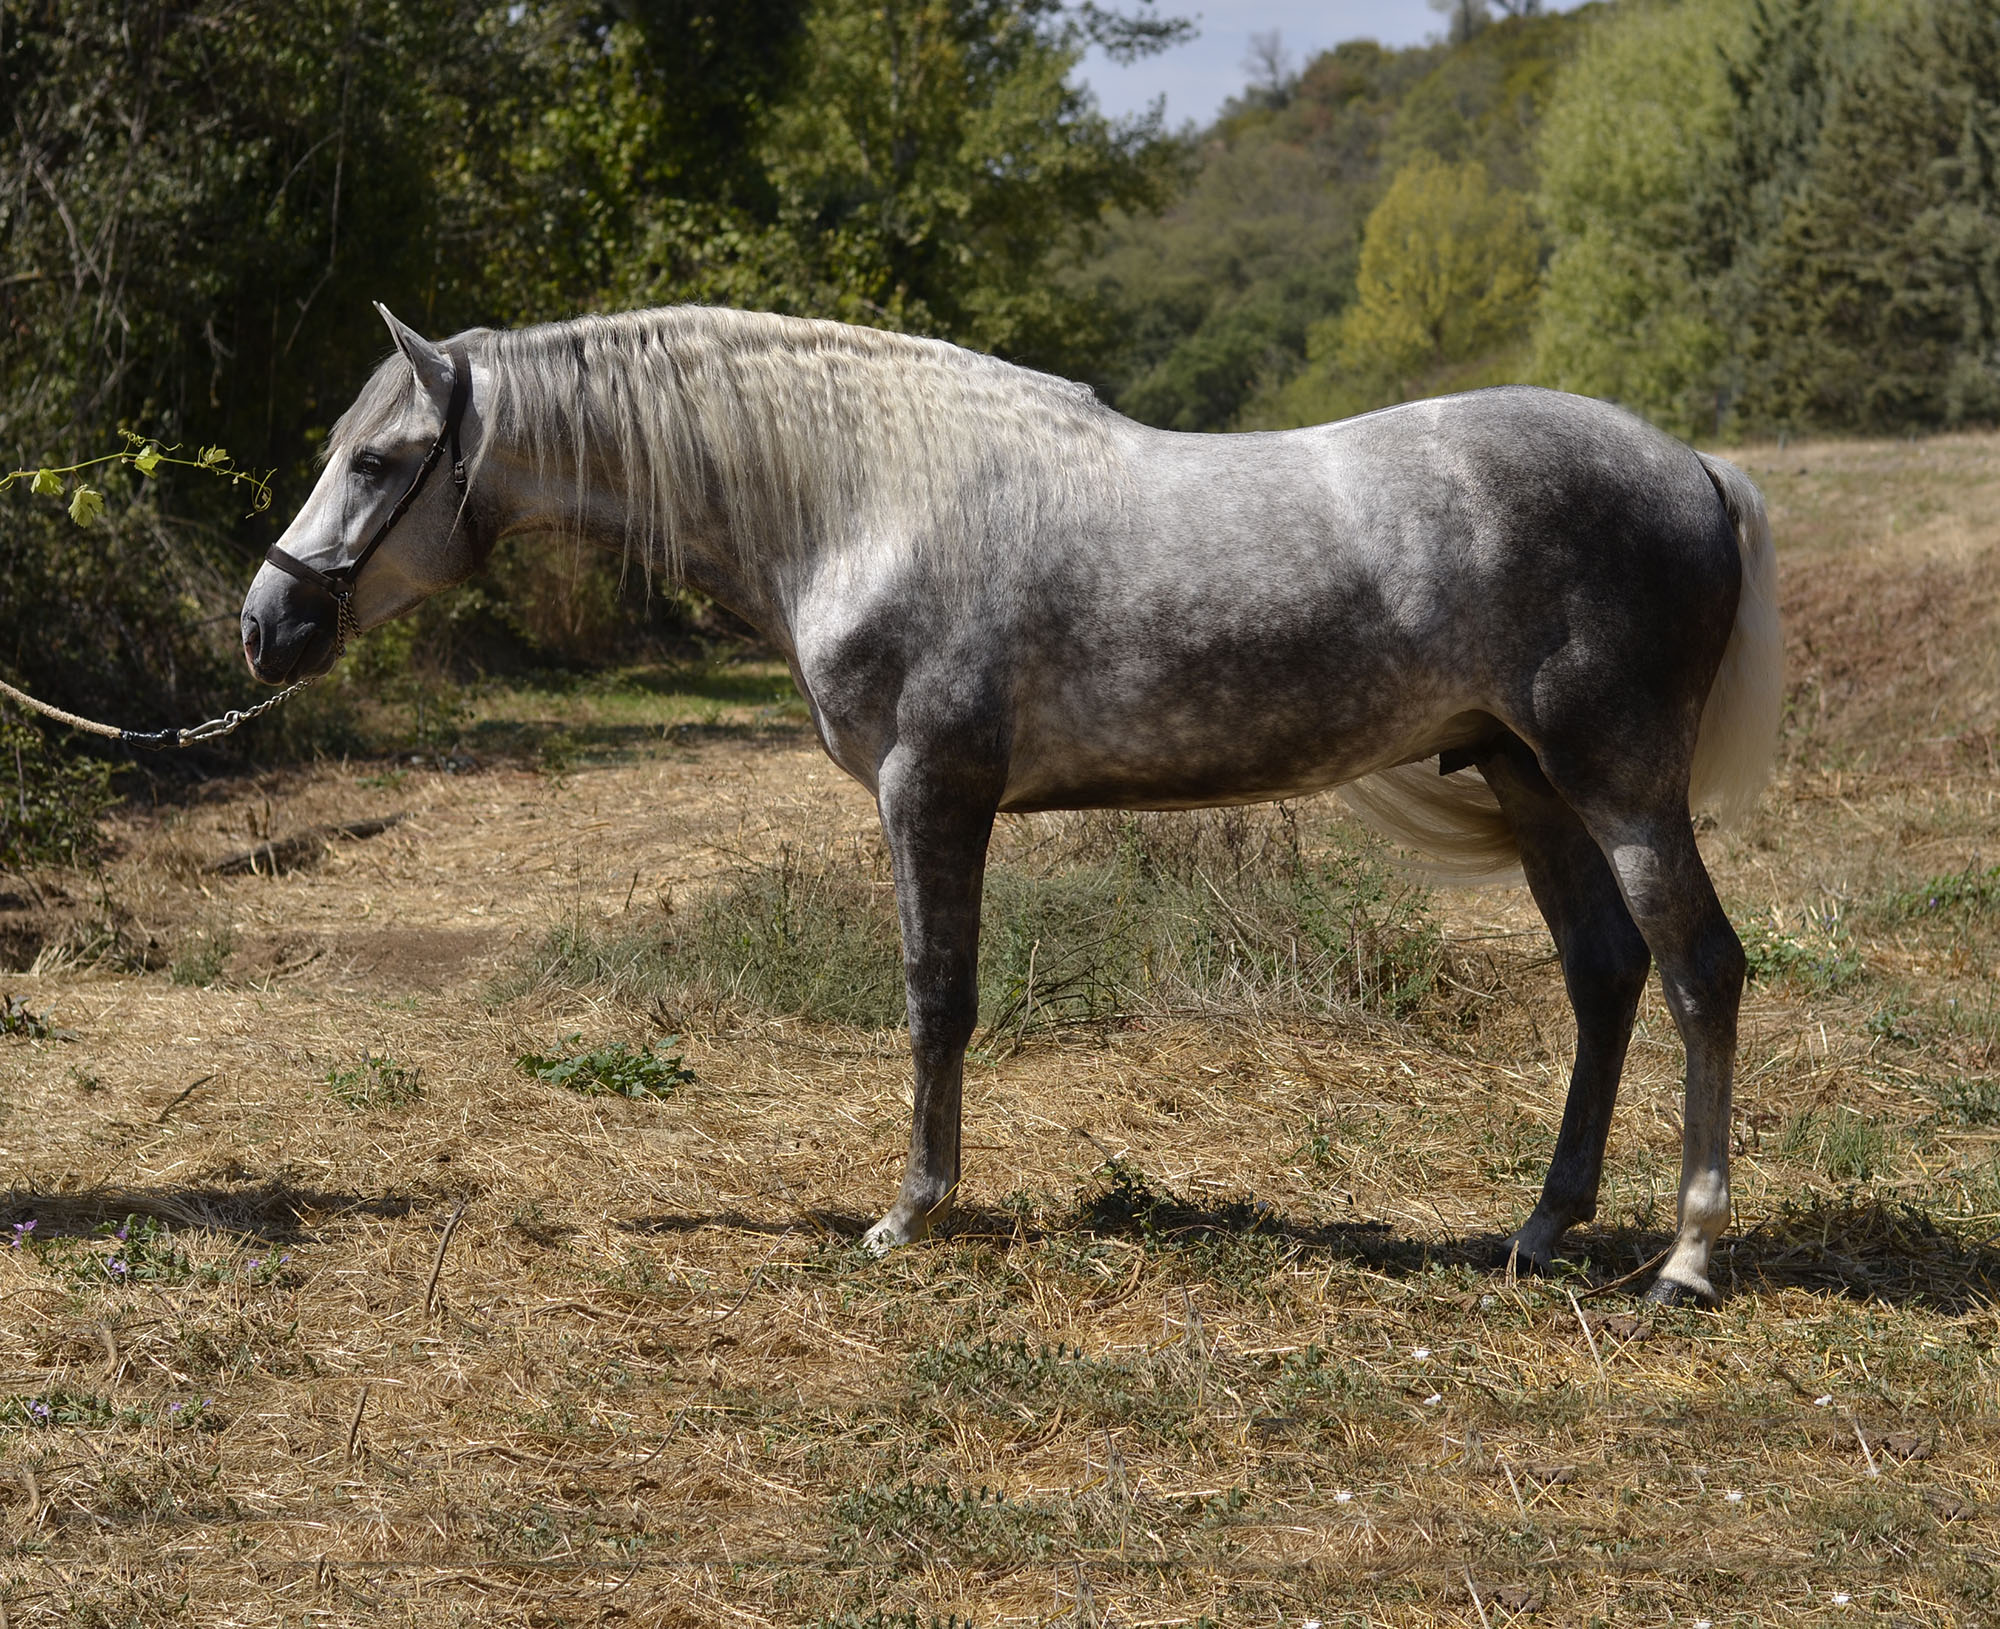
[374,301,456,404]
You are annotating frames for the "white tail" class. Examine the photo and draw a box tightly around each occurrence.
[1339,452,1783,884]
[1687,453,1783,823]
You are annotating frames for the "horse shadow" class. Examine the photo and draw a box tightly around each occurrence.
[3,1180,420,1245]
[948,1173,2000,1314]
[12,1179,1991,1313]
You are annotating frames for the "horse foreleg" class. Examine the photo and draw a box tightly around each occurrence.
[1478,740,1653,1273]
[861,749,997,1253]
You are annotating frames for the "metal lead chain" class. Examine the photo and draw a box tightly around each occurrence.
[171,674,319,744]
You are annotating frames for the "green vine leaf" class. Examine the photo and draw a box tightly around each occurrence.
[67,485,105,527]
[7,439,272,517]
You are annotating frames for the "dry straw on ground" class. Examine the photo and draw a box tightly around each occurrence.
[3,432,2000,1625]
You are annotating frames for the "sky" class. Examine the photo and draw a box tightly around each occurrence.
[1076,0,1581,128]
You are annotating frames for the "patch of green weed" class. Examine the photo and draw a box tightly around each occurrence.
[1,1388,149,1430]
[1779,1106,1892,1181]
[324,1053,423,1109]
[169,926,235,988]
[907,1335,1159,1423]
[0,717,115,869]
[1,992,66,1039]
[517,1034,694,1099]
[1267,1342,1388,1410]
[1876,861,2000,923]
[1932,1075,2000,1126]
[826,1479,1104,1571]
[1740,910,1863,993]
[20,1214,198,1289]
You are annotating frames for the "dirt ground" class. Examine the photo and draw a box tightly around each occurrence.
[3,432,2000,1626]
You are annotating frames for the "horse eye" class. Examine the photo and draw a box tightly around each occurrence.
[350,449,385,478]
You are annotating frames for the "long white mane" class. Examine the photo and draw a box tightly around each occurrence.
[331,306,1125,581]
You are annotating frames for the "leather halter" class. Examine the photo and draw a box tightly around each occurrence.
[262,343,473,653]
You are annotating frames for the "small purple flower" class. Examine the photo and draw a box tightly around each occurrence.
[169,1401,183,1412]
[114,1226,128,1242]
[279,1254,291,1265]
[106,1257,129,1279]
[8,1219,35,1248]
[246,1258,263,1273]
[26,1400,52,1422]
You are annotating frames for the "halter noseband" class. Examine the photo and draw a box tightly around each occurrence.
[262,342,473,653]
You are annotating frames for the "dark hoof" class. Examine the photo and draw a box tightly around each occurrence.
[1490,1236,1555,1277]
[1643,1275,1716,1308]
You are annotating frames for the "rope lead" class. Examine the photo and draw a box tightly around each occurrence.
[0,671,316,750]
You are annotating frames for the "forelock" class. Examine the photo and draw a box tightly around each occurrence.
[323,352,421,464]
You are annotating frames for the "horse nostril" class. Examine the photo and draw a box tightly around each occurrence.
[242,617,262,670]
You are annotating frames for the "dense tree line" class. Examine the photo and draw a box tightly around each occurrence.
[0,0,1180,748]
[1079,0,2000,440]
[1537,0,2000,439]
[1073,12,1582,432]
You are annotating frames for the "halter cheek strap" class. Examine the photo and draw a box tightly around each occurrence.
[263,342,474,653]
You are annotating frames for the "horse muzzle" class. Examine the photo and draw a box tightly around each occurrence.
[241,579,342,685]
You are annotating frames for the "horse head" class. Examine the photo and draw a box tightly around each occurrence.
[241,304,489,683]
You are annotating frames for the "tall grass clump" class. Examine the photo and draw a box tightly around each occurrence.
[514,805,1441,1033]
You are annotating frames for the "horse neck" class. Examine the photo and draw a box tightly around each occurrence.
[480,430,799,653]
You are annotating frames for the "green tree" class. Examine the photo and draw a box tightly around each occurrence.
[1333,152,1538,392]
[0,0,498,732]
[1076,15,1585,432]
[707,0,1181,366]
[1534,0,2000,438]
[1728,0,2000,429]
[1530,0,1747,437]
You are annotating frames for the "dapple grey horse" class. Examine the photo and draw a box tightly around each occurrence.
[241,304,1780,1304]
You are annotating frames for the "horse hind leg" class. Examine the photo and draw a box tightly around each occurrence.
[1552,775,1746,1305]
[1477,737,1652,1273]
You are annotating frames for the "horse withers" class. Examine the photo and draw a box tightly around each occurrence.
[241,303,1780,1304]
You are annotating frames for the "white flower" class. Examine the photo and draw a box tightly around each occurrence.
[1693,1619,1713,1628]
[1832,1593,1852,1606]
[1725,1489,1744,1503]
[1413,1346,1432,1360]
[1423,1392,1442,1406]
[1814,1394,1833,1407]
[1334,1490,1354,1504]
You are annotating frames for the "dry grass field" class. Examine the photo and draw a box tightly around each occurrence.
[4,431,2000,1626]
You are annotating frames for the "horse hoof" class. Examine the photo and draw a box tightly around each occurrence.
[1492,1234,1556,1276]
[860,1219,907,1257]
[1642,1274,1717,1308]
[861,1207,935,1255]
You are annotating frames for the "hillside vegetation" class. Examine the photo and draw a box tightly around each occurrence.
[1077,0,2000,440]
